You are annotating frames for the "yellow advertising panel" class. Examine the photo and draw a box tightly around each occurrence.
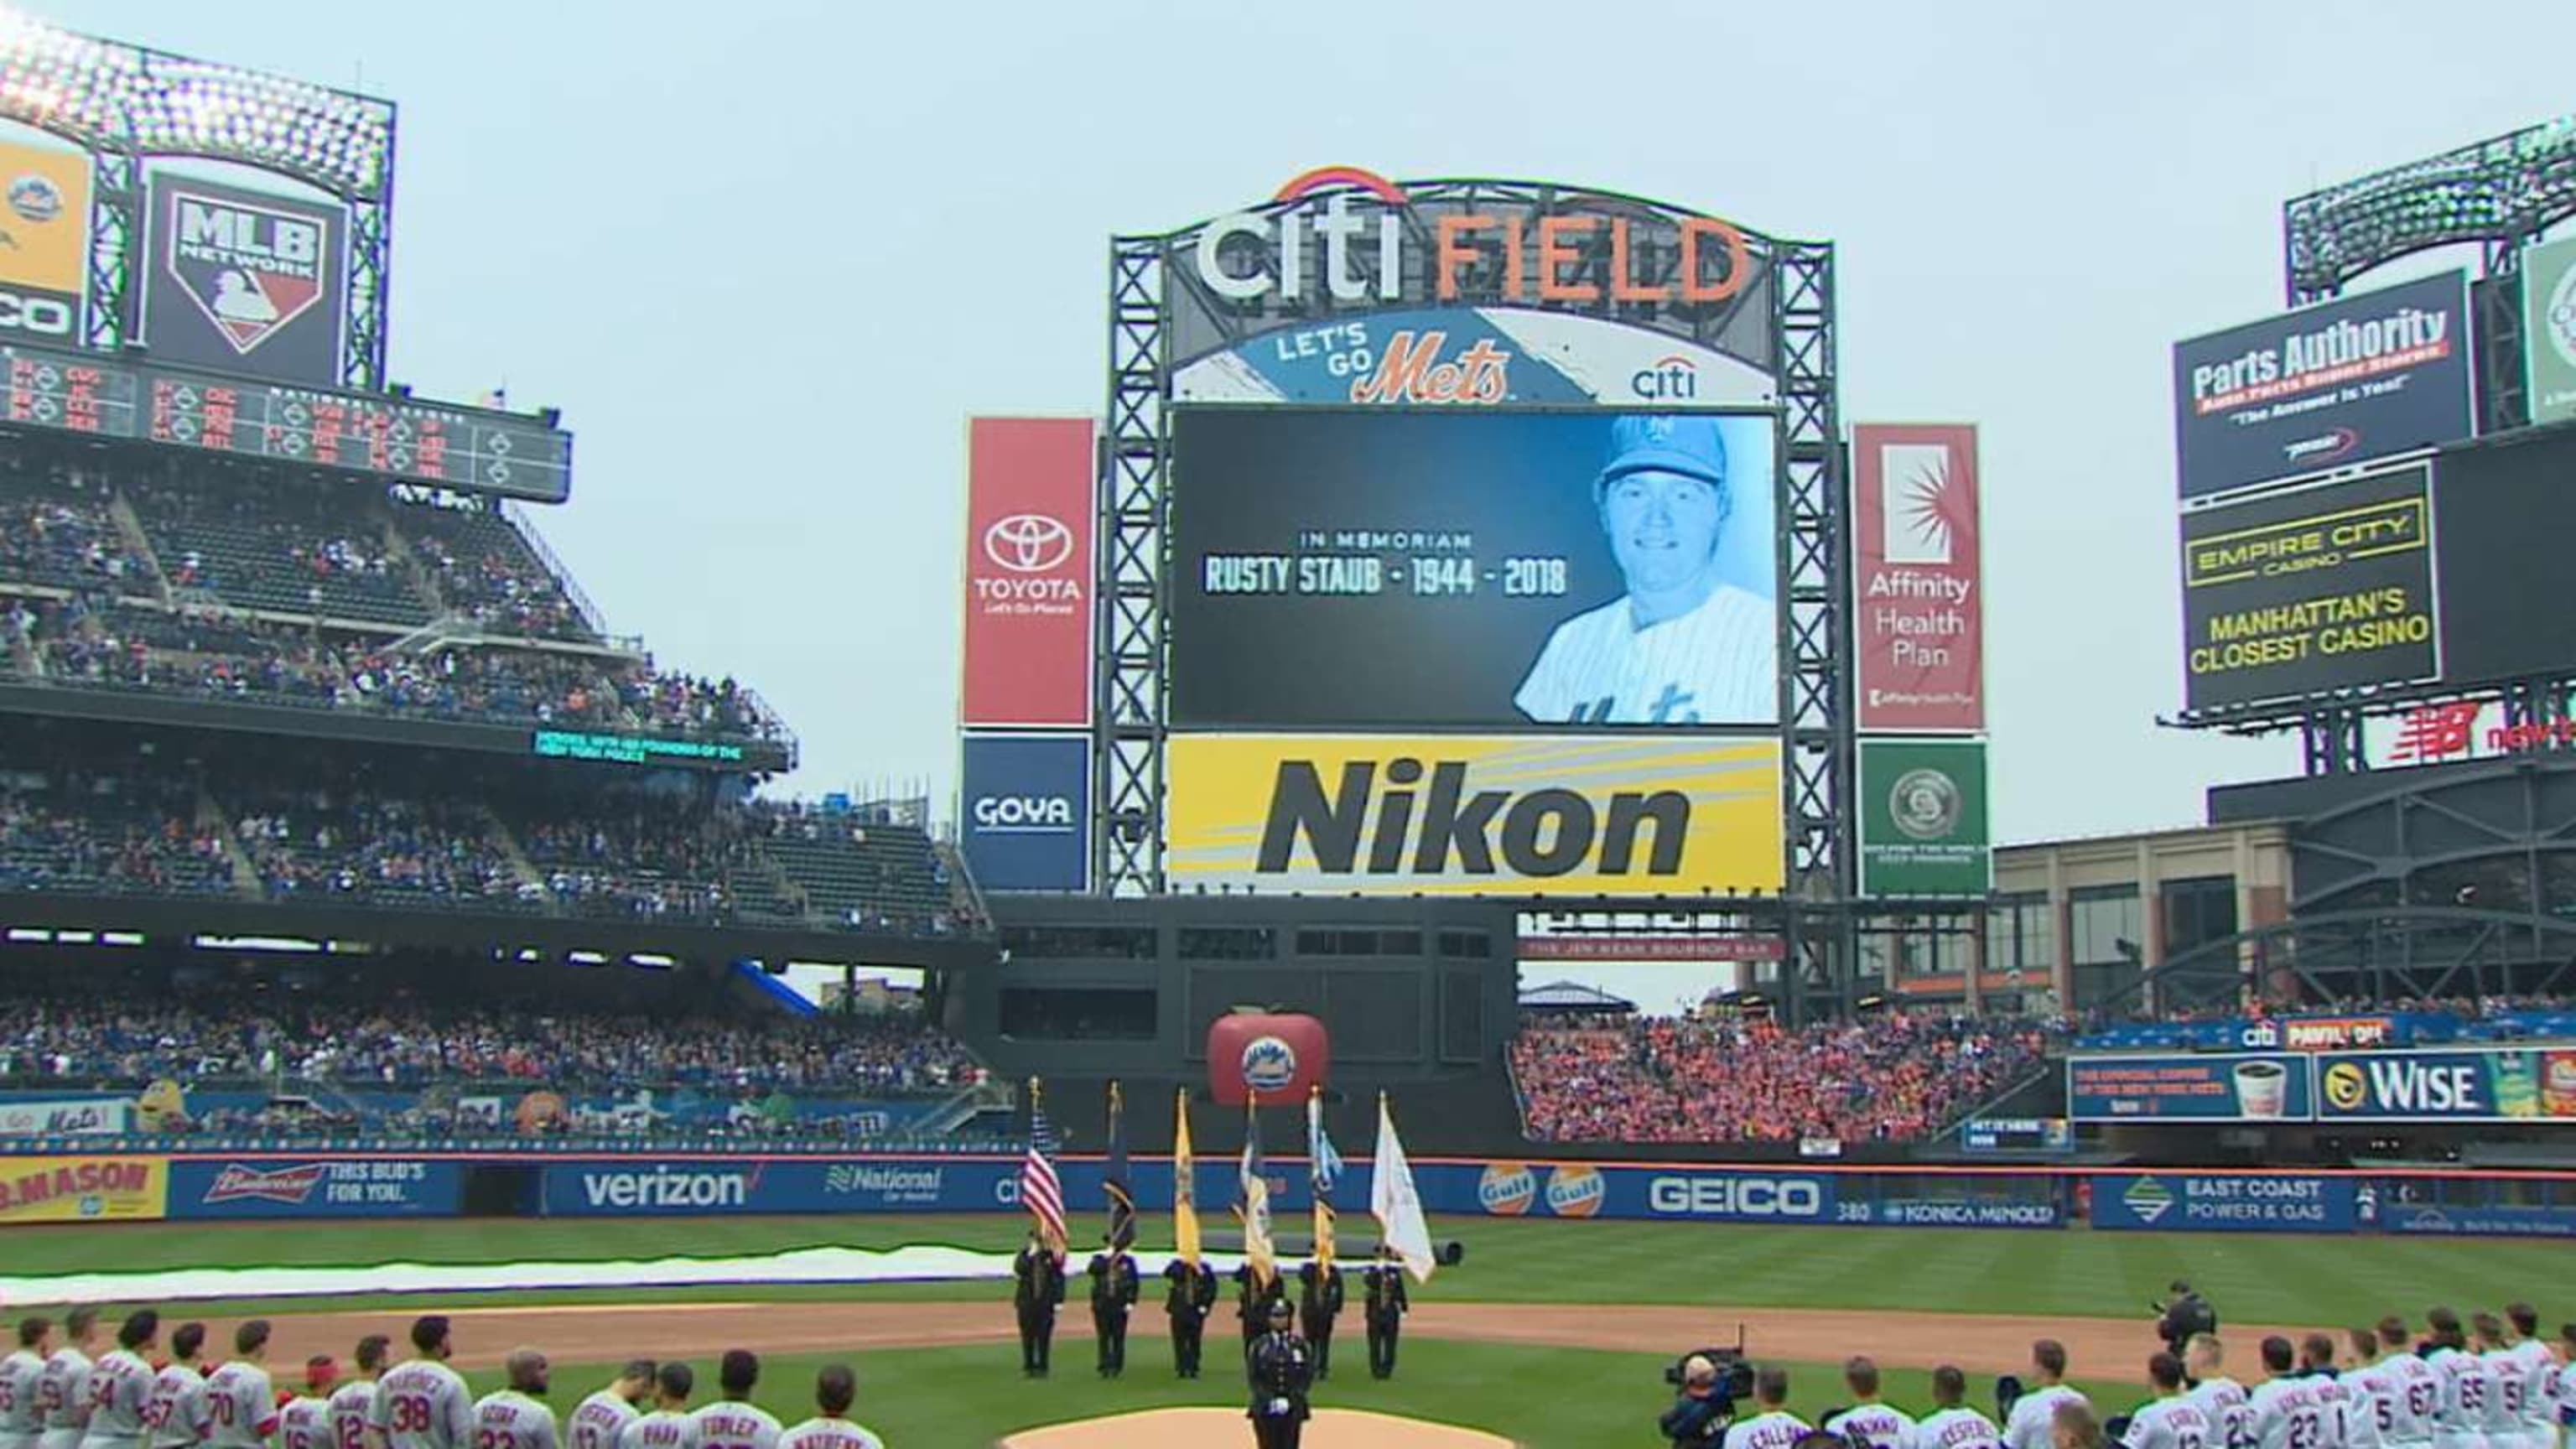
[0,139,93,299]
[0,1155,169,1226]
[1167,734,1784,897]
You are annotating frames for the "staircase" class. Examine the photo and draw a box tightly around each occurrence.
[198,787,262,901]
[106,491,172,603]
[377,521,449,621]
[487,811,548,901]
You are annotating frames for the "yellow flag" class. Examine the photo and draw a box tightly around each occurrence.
[1173,1088,1202,1267]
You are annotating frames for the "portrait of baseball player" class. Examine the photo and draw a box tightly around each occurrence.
[1514,413,1778,726]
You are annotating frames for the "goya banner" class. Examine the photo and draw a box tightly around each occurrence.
[169,1159,461,1219]
[2093,1173,2358,1233]
[2068,1053,2312,1122]
[0,1155,167,1225]
[2314,1046,2576,1123]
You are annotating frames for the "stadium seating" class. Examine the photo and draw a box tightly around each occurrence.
[0,768,235,897]
[0,471,148,593]
[128,482,436,626]
[392,496,597,642]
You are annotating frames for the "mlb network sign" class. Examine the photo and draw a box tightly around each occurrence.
[959,733,1089,891]
[1853,424,1985,731]
[143,174,347,387]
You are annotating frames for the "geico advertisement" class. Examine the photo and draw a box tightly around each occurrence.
[1166,735,1783,896]
[0,1155,168,1225]
[2179,465,2435,711]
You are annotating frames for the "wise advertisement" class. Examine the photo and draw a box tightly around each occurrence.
[2314,1046,2576,1123]
[2523,233,2576,428]
[2172,270,2471,500]
[0,1155,168,1225]
[2179,465,2436,711]
[1852,425,1984,731]
[958,733,1090,892]
[2067,1054,2313,1123]
[1857,739,1990,896]
[0,140,91,345]
[1165,734,1784,898]
[2093,1173,2358,1233]
[963,418,1094,729]
[141,173,348,387]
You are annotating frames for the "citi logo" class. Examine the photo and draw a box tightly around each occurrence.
[973,794,1075,834]
[983,514,1076,574]
[580,1167,749,1209]
[1632,355,1700,400]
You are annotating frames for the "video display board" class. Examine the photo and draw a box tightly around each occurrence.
[2430,428,2576,686]
[1169,408,1779,730]
[141,173,349,388]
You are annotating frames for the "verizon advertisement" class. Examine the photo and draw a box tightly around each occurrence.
[963,418,1093,728]
[1853,424,1984,731]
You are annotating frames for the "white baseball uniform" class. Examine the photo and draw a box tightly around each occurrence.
[77,1349,155,1449]
[2551,1361,2573,1448]
[278,1400,331,1449]
[2008,1386,2091,1449]
[471,1391,557,1449]
[2429,1346,2496,1449]
[2348,1360,2402,1449]
[202,1363,276,1449]
[371,1361,472,1449]
[682,1404,776,1449]
[2386,1356,2443,1449]
[1914,1407,2006,1449]
[2481,1351,2532,1449]
[565,1395,637,1449]
[1829,1405,1919,1449]
[143,1364,209,1449]
[2,1349,52,1449]
[2315,1372,2360,1449]
[617,1412,696,1449]
[1720,1409,1810,1449]
[2506,1343,2557,1449]
[36,1346,96,1449]
[2127,1395,2216,1449]
[325,1381,377,1449]
[1515,584,1773,724]
[774,1420,883,1449]
[2197,1379,2257,1449]
[2252,1375,2329,1449]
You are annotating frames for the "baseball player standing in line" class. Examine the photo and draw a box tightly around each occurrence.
[1721,1368,1812,1449]
[2501,1308,2558,1449]
[2302,1334,2355,1449]
[2342,1328,2396,1449]
[327,1338,391,1449]
[2378,1320,2443,1449]
[2250,1338,2328,1449]
[2,1319,55,1449]
[1916,1366,2007,1449]
[2476,1317,2531,1449]
[34,1309,98,1449]
[143,1325,211,1449]
[2007,1343,2092,1449]
[617,1365,697,1449]
[2189,1337,2257,1449]
[774,1367,882,1449]
[2426,1309,2497,1449]
[2122,1353,2215,1449]
[277,1360,339,1449]
[472,1351,558,1449]
[686,1353,779,1449]
[2549,1325,2574,1449]
[77,1313,159,1449]
[371,1318,472,1449]
[205,1323,279,1449]
[1826,1358,1919,1449]
[1514,413,1774,727]
[568,1363,657,1449]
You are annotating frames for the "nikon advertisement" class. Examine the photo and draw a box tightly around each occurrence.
[1163,734,1784,897]
[2179,465,2436,710]
[1168,408,1780,730]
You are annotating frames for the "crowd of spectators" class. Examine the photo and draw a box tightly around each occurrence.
[232,788,523,906]
[1512,1010,2054,1145]
[0,477,148,592]
[397,501,594,642]
[0,771,234,897]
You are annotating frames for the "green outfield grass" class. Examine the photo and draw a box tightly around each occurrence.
[7,1213,2567,1330]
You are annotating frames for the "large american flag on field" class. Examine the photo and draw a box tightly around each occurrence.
[1021,1084,1068,1259]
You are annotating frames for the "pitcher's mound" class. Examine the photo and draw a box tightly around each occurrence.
[999,1406,1517,1447]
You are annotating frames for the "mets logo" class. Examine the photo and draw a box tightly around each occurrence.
[1478,1162,1536,1216]
[1543,1165,1606,1218]
[205,1162,329,1205]
[1240,1036,1298,1093]
[2321,1062,2371,1113]
[6,173,62,225]
[164,188,331,356]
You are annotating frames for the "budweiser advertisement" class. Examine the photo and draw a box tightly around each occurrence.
[1853,424,1984,731]
[963,418,1093,728]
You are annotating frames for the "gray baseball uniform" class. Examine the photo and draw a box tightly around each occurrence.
[36,1346,95,1449]
[325,1382,376,1449]
[564,1394,636,1449]
[278,1400,330,1449]
[2,1349,49,1449]
[76,1350,154,1449]
[143,1365,209,1449]
[202,1364,276,1449]
[774,1420,883,1449]
[471,1391,557,1449]
[615,1411,696,1449]
[371,1362,471,1449]
[681,1405,776,1449]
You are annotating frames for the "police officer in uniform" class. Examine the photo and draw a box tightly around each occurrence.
[1362,1247,1409,1381]
[1010,1233,1065,1378]
[1085,1240,1140,1379]
[1295,1259,1345,1382]
[1246,1301,1314,1449]
[1163,1259,1218,1379]
[1233,1265,1289,1358]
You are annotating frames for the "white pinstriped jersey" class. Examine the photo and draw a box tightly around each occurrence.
[2123,1395,2215,1449]
[2194,1379,2256,1449]
[1827,1405,1919,1449]
[2384,1357,2442,1446]
[2250,1375,2329,1449]
[2504,1343,2556,1441]
[1514,584,1774,724]
[2428,1347,2496,1445]
[2315,1373,2361,1449]
[2347,1363,2399,1449]
[1911,1408,2004,1449]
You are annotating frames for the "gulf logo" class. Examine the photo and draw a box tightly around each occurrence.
[1478,1161,1536,1217]
[1543,1164,1606,1218]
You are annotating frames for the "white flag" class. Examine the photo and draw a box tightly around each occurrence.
[1368,1094,1436,1283]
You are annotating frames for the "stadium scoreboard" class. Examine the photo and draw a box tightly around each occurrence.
[0,344,572,503]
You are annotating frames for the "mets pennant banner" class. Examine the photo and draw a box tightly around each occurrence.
[963,418,1093,729]
[1165,733,1784,897]
[0,141,91,345]
[1857,739,1991,896]
[1852,425,1984,731]
[2172,270,2470,500]
[2524,234,2576,428]
[142,173,348,387]
[0,1155,168,1225]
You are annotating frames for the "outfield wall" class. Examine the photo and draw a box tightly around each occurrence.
[5,1150,2571,1237]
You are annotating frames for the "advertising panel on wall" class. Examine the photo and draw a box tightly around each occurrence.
[2179,465,2436,710]
[2068,1054,2314,1122]
[0,140,91,345]
[141,173,348,387]
[2430,427,2576,686]
[1176,309,1778,408]
[2314,1046,2576,1123]
[2093,1173,2358,1233]
[963,418,1093,729]
[2172,270,2470,500]
[1857,739,1990,895]
[542,1158,1026,1216]
[2523,233,2576,428]
[0,1155,167,1225]
[2379,1202,2576,1238]
[1165,733,1784,897]
[170,1159,461,1219]
[0,1098,128,1136]
[1168,408,1779,730]
[1852,425,1984,730]
[958,733,1089,891]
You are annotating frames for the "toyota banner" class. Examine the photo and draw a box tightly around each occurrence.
[962,418,1093,729]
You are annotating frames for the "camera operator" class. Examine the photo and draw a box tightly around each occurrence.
[2156,1281,2218,1358]
[1662,1357,1732,1447]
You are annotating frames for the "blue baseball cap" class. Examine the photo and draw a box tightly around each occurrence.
[1599,414,1728,496]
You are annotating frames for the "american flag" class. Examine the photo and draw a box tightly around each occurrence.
[1021,1088,1068,1259]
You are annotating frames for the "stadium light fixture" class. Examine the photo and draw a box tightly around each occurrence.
[0,7,392,200]
[2287,114,2576,297]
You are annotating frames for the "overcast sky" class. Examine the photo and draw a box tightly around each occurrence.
[53,0,2576,845]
